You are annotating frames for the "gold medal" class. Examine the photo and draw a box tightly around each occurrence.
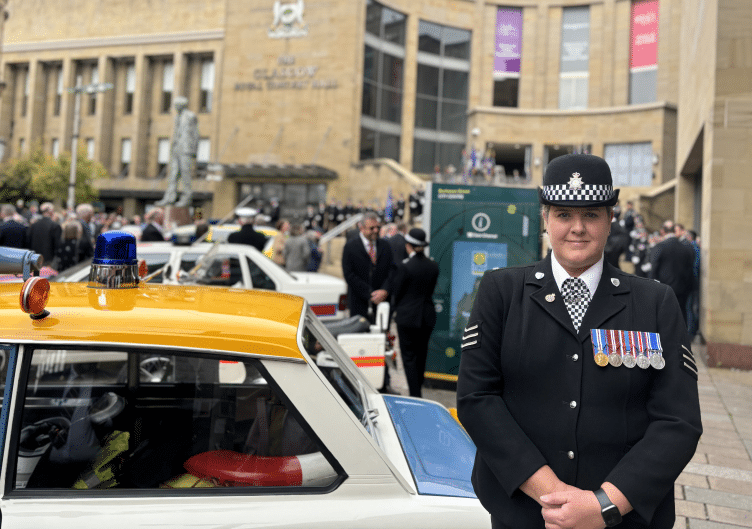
[595,352,609,367]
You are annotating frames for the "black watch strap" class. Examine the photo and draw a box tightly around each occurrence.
[594,488,622,527]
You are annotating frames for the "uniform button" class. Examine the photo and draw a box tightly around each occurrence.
[567,451,575,459]
[570,401,577,409]
[572,354,579,361]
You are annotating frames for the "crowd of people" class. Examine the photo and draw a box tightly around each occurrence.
[0,200,123,273]
[604,200,701,341]
[301,187,426,233]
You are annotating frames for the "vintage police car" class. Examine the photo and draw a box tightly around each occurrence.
[51,241,348,320]
[0,234,489,528]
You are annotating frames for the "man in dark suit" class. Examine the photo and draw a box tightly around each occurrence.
[649,220,695,323]
[0,203,28,249]
[391,228,439,398]
[341,211,396,323]
[387,221,408,265]
[457,154,701,529]
[227,213,268,252]
[140,208,166,242]
[26,202,61,268]
[342,211,397,393]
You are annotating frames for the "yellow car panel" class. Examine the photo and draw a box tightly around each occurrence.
[0,283,305,360]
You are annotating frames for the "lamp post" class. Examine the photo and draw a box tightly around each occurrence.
[67,76,113,212]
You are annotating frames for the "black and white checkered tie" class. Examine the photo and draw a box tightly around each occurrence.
[561,277,590,332]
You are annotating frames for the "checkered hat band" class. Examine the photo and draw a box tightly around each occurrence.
[542,184,614,202]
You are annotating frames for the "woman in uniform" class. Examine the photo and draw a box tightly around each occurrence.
[457,153,702,529]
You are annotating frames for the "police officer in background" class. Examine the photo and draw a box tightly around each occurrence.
[391,228,439,398]
[457,153,702,529]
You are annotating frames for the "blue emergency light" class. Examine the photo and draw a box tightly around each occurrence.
[88,231,140,289]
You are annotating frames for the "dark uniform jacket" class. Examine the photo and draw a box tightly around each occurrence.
[649,235,695,313]
[341,236,395,320]
[227,225,268,252]
[0,219,28,249]
[140,223,165,242]
[392,252,439,328]
[26,217,62,264]
[457,255,702,529]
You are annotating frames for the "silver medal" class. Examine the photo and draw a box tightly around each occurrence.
[636,354,650,369]
[622,354,637,368]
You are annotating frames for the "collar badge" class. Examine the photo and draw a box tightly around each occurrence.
[611,278,620,287]
[535,272,544,279]
[545,293,555,303]
[568,172,583,190]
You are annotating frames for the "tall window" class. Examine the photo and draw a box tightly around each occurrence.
[493,8,522,108]
[200,59,214,113]
[559,6,590,110]
[51,138,60,159]
[162,61,174,113]
[120,138,132,177]
[197,138,211,164]
[360,0,406,162]
[604,142,653,186]
[412,20,471,174]
[88,65,99,115]
[157,138,170,177]
[86,138,95,160]
[54,66,64,116]
[21,68,29,117]
[629,0,659,104]
[125,63,136,114]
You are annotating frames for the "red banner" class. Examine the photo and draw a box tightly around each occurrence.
[630,0,659,68]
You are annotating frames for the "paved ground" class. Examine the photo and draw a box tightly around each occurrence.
[389,339,752,528]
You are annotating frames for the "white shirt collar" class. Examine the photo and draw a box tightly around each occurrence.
[359,232,374,253]
[550,252,604,299]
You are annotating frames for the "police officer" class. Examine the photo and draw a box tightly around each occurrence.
[457,153,702,529]
[391,228,439,398]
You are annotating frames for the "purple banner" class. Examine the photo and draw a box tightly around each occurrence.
[494,8,522,75]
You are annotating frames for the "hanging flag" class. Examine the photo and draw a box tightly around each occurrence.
[385,188,394,222]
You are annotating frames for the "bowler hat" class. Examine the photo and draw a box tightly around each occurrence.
[404,228,429,247]
[539,153,619,207]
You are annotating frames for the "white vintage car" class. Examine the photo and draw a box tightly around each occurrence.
[0,236,490,529]
[52,241,348,320]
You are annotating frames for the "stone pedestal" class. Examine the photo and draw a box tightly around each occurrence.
[164,206,191,231]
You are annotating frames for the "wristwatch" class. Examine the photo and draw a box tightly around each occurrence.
[594,488,622,527]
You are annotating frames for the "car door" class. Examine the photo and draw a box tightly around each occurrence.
[0,344,360,528]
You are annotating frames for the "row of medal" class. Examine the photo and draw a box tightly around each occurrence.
[590,329,665,370]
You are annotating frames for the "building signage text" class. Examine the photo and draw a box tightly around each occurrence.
[235,55,338,92]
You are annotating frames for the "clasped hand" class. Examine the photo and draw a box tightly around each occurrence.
[540,488,605,529]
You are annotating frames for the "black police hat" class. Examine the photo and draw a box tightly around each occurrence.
[538,153,619,207]
[404,228,429,247]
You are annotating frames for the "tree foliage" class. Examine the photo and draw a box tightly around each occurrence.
[0,146,106,206]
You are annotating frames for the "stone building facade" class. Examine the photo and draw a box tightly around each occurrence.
[1,0,751,366]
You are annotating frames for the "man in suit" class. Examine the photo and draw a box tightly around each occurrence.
[26,202,61,268]
[649,220,695,324]
[0,203,28,249]
[457,153,702,529]
[341,211,396,323]
[228,213,268,252]
[342,211,397,393]
[387,221,408,265]
[140,208,166,242]
[74,203,96,260]
[391,228,439,398]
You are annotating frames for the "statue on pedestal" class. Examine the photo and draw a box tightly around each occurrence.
[156,96,199,207]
